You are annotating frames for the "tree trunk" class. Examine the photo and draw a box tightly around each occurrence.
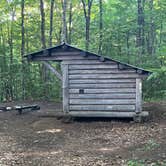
[141,0,145,54]
[81,0,93,51]
[136,0,144,48]
[21,0,25,100]
[126,31,130,64]
[136,0,145,64]
[98,0,103,55]
[149,0,155,56]
[68,0,72,44]
[7,7,16,101]
[61,0,67,43]
[49,0,54,47]
[40,0,46,49]
[40,0,48,98]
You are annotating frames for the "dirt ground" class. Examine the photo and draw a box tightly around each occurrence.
[0,101,166,166]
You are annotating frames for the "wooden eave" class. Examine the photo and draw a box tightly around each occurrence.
[25,43,152,76]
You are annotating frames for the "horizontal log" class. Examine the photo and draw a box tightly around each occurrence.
[69,83,136,88]
[69,69,136,74]
[69,79,136,84]
[69,88,136,94]
[69,74,139,79]
[69,93,136,99]
[51,51,81,56]
[68,111,149,118]
[62,60,116,65]
[31,55,98,61]
[69,105,135,111]
[69,99,136,105]
[69,64,118,70]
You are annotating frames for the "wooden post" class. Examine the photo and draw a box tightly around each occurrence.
[136,78,142,113]
[43,61,62,81]
[61,63,69,113]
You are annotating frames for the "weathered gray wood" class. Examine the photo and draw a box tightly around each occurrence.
[69,105,135,111]
[69,111,149,118]
[69,79,135,84]
[69,69,136,74]
[69,74,140,79]
[32,55,98,61]
[69,93,136,99]
[69,88,136,94]
[136,78,142,113]
[51,51,81,56]
[62,59,116,65]
[99,56,105,62]
[69,64,118,69]
[61,64,69,113]
[137,69,143,74]
[70,99,136,105]
[43,49,50,56]
[69,83,136,88]
[43,62,62,80]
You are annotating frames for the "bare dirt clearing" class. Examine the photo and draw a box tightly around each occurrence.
[0,101,166,166]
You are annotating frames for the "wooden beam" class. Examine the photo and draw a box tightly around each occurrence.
[61,64,69,113]
[43,61,62,81]
[69,83,136,89]
[69,99,136,105]
[136,69,143,74]
[62,59,116,65]
[69,88,136,94]
[51,51,81,56]
[43,49,50,56]
[99,56,105,62]
[69,74,140,79]
[70,105,135,111]
[69,111,149,118]
[69,79,136,84]
[136,78,142,113]
[69,93,136,99]
[69,64,118,69]
[118,63,126,70]
[69,69,136,74]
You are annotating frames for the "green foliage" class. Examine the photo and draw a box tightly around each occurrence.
[143,67,166,100]
[0,0,165,101]
[127,159,166,166]
[127,160,145,166]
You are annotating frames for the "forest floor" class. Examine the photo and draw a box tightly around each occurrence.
[0,101,166,166]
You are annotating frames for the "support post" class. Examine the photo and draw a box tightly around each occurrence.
[61,63,69,113]
[43,61,62,81]
[136,78,142,113]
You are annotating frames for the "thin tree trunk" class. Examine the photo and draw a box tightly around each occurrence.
[61,0,67,43]
[98,0,103,55]
[126,31,130,64]
[68,0,72,44]
[149,0,155,56]
[136,0,144,48]
[40,0,48,98]
[81,0,93,51]
[40,0,46,49]
[141,0,145,54]
[7,7,16,100]
[0,26,7,101]
[49,0,54,47]
[136,0,144,64]
[21,0,25,100]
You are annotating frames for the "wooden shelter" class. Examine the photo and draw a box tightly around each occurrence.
[26,43,151,120]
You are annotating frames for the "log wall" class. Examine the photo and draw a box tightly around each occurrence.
[62,59,141,113]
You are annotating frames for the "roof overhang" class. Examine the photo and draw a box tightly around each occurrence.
[25,43,152,76]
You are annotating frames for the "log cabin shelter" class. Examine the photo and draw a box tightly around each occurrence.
[26,42,151,120]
